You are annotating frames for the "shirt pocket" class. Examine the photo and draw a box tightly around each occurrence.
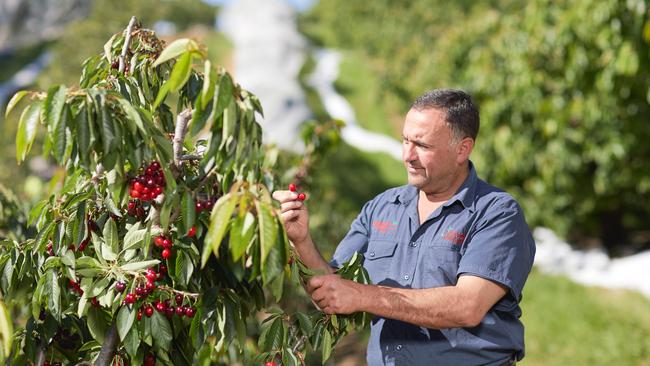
[421,242,461,287]
[364,239,398,285]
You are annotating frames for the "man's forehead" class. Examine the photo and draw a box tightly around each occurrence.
[403,108,449,135]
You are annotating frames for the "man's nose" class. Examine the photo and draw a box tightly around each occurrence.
[403,142,416,162]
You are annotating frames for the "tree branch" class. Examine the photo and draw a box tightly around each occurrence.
[118,16,138,74]
[95,321,119,366]
[173,108,193,167]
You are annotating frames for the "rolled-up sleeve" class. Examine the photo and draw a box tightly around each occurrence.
[457,199,536,311]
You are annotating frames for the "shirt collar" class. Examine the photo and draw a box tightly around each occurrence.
[391,161,478,212]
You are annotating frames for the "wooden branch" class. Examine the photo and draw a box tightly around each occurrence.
[118,16,138,74]
[173,108,193,167]
[95,321,119,366]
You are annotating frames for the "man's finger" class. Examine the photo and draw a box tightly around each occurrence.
[279,200,302,213]
[272,190,298,203]
[307,276,324,293]
[280,210,300,222]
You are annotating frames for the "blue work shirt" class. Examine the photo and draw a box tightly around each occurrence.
[331,163,536,366]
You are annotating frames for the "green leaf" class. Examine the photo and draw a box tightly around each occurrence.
[175,250,194,287]
[88,277,110,297]
[151,311,173,351]
[153,38,191,67]
[103,218,119,253]
[16,101,42,163]
[120,260,160,272]
[168,52,193,92]
[53,104,68,162]
[202,193,238,267]
[282,348,299,366]
[201,60,215,109]
[258,317,284,352]
[229,211,255,261]
[0,300,14,357]
[87,307,108,343]
[215,73,233,117]
[124,327,141,358]
[100,102,115,155]
[153,81,171,109]
[181,191,196,236]
[5,90,29,118]
[256,200,277,267]
[321,328,332,363]
[118,99,146,134]
[116,306,136,341]
[103,33,117,63]
[122,227,149,251]
[45,270,61,318]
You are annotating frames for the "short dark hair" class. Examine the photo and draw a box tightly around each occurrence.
[411,89,480,140]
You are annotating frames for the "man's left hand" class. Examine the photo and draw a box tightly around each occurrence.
[307,274,364,315]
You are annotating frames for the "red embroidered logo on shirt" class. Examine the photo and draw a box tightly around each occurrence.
[443,228,466,245]
[372,220,398,234]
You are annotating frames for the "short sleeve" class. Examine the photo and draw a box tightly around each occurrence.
[457,200,536,311]
[330,200,373,269]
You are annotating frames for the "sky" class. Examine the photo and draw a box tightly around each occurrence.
[203,0,316,12]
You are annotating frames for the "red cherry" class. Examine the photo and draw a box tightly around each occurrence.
[161,248,171,259]
[137,309,143,321]
[130,189,141,199]
[205,199,214,211]
[136,207,145,217]
[128,201,137,210]
[43,361,51,366]
[150,161,160,171]
[185,306,196,318]
[125,293,136,304]
[144,353,156,366]
[146,269,157,282]
[175,294,183,305]
[265,361,276,366]
[195,201,203,212]
[288,183,296,192]
[297,192,306,201]
[145,305,154,317]
[133,181,144,192]
[187,226,197,237]
[135,286,145,296]
[91,297,100,307]
[115,281,126,293]
[165,307,174,318]
[145,281,155,293]
[154,186,164,195]
[155,301,166,312]
[162,238,172,248]
[175,306,185,316]
[158,264,168,274]
[154,236,165,247]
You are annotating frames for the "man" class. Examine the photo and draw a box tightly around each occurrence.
[273,89,536,366]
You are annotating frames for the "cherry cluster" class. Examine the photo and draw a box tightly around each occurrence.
[194,197,216,213]
[119,268,197,321]
[288,183,307,201]
[153,234,174,260]
[67,280,100,308]
[129,161,165,203]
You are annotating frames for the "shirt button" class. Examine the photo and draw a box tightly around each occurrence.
[410,242,417,247]
[404,275,409,280]
[369,251,375,257]
[396,345,402,350]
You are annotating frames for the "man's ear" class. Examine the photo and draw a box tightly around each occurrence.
[456,137,474,163]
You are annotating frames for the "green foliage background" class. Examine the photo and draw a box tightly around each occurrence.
[302,0,650,253]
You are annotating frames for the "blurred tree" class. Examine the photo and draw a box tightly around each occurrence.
[303,0,650,253]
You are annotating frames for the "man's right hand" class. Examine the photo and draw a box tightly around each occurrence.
[272,190,310,245]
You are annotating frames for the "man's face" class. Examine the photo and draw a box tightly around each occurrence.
[402,107,465,194]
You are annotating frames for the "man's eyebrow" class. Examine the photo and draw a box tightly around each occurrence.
[403,135,433,148]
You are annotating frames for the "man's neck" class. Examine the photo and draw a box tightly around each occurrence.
[417,164,470,223]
